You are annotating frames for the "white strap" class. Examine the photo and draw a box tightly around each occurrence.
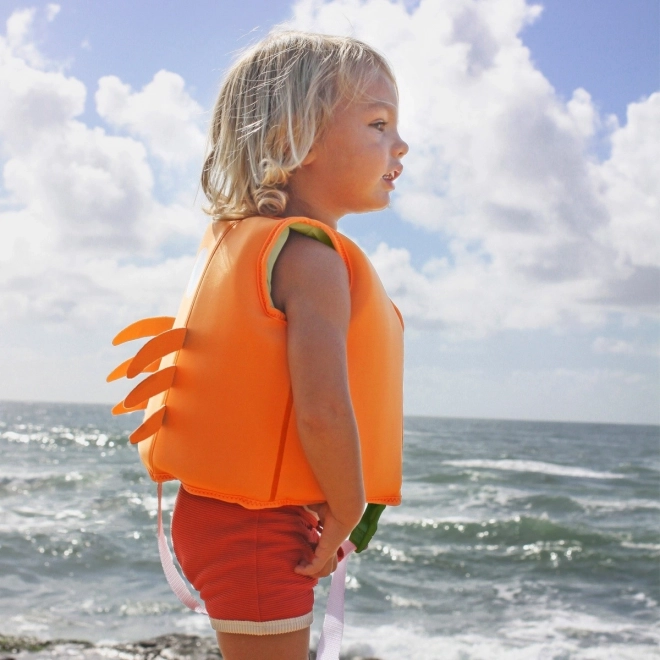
[156,483,207,614]
[316,539,356,660]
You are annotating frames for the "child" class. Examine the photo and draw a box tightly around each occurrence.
[110,30,407,660]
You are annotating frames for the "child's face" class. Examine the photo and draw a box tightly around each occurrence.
[291,70,408,224]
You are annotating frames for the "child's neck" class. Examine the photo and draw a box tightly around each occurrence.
[283,198,340,230]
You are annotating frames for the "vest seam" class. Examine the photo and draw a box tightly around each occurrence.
[269,388,294,502]
[391,300,405,329]
[151,471,175,482]
[182,483,323,508]
[178,482,402,508]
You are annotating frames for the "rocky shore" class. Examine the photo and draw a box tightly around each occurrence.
[0,633,381,660]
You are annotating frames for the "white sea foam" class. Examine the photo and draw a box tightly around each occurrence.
[54,508,86,520]
[385,593,423,608]
[621,541,660,554]
[400,481,441,499]
[312,611,660,660]
[0,509,60,533]
[459,484,530,510]
[0,505,91,534]
[118,600,180,616]
[139,491,176,518]
[493,583,523,603]
[626,592,659,609]
[403,429,437,437]
[174,612,214,635]
[382,510,480,525]
[0,466,62,481]
[443,459,624,479]
[578,497,660,512]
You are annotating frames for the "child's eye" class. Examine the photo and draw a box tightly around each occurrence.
[371,121,387,131]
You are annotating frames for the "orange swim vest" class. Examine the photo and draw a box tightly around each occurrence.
[108,216,403,509]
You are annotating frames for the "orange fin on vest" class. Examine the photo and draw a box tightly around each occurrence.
[123,365,177,409]
[111,399,148,415]
[106,356,160,382]
[126,328,187,379]
[130,405,166,444]
[112,317,176,346]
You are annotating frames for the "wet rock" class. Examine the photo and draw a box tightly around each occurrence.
[0,633,381,659]
[0,634,218,660]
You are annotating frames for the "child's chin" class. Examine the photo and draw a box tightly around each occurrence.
[373,196,391,212]
[348,193,391,215]
[366,194,391,213]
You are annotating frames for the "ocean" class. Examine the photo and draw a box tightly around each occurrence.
[1,401,658,659]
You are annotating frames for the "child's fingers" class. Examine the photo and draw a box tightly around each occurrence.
[305,502,329,523]
[295,554,327,576]
[316,554,338,578]
[295,549,339,577]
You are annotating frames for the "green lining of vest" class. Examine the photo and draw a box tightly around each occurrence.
[266,223,335,303]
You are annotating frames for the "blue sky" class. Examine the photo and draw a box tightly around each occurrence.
[16,0,657,121]
[0,0,658,424]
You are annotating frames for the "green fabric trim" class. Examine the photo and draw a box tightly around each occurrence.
[289,222,334,248]
[266,222,335,304]
[266,227,290,299]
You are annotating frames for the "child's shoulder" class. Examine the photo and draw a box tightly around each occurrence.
[278,228,347,286]
[270,227,349,315]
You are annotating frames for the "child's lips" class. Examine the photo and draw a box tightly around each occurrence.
[383,166,403,186]
[383,165,402,180]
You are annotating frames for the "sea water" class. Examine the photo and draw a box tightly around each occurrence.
[0,402,658,659]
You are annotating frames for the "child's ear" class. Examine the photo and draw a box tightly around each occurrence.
[301,146,317,166]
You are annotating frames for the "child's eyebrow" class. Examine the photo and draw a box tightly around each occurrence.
[363,100,398,116]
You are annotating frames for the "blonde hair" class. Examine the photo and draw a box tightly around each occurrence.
[201,30,395,220]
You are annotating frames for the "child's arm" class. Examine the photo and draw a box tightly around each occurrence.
[271,230,365,577]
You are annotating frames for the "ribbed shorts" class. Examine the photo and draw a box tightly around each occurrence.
[171,485,321,635]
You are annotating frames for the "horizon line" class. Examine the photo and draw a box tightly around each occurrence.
[0,398,657,428]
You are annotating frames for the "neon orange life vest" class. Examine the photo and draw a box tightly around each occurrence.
[108,216,403,509]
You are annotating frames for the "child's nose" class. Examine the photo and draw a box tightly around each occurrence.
[395,135,409,158]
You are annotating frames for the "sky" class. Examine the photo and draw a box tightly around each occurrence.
[0,0,658,425]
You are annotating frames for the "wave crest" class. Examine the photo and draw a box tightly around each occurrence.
[443,459,624,479]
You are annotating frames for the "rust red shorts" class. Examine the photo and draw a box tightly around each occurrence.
[171,485,320,635]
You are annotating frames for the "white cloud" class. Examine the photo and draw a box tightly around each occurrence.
[591,336,660,358]
[405,362,657,423]
[45,4,61,22]
[289,0,660,335]
[368,239,602,338]
[4,7,43,67]
[0,36,86,151]
[599,94,660,270]
[591,337,635,355]
[0,9,206,333]
[96,70,206,165]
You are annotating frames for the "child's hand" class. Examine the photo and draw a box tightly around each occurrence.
[295,504,354,577]
[297,553,338,579]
